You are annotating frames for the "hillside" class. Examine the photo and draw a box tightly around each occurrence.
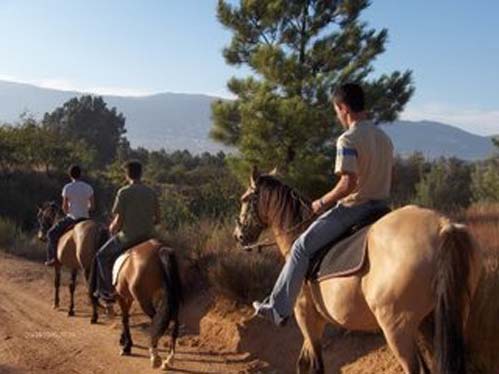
[0,80,495,159]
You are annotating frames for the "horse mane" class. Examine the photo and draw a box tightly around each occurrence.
[257,175,312,230]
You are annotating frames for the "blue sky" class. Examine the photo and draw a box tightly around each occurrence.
[0,0,498,135]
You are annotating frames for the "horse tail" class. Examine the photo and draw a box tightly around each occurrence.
[433,221,478,374]
[150,247,183,339]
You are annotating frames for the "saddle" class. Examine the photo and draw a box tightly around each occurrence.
[307,204,391,282]
[112,238,162,285]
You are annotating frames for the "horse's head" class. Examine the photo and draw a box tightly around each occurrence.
[234,166,313,250]
[36,202,60,241]
[234,166,288,249]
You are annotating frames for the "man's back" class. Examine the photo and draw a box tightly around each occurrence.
[62,180,94,219]
[112,183,158,248]
[335,121,393,206]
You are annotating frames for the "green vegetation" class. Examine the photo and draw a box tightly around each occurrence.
[212,0,414,194]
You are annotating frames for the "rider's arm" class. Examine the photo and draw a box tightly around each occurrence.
[62,196,70,215]
[312,172,357,213]
[109,213,123,235]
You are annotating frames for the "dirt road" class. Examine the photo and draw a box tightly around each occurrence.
[0,252,265,374]
[0,252,403,374]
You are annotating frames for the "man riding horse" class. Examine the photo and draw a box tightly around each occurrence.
[252,83,393,325]
[91,160,160,303]
[44,164,94,266]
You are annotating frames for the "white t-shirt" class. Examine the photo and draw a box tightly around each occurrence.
[61,180,94,219]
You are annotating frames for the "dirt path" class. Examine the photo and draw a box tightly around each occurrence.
[0,252,264,374]
[0,252,402,374]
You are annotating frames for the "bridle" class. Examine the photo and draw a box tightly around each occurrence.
[238,184,317,253]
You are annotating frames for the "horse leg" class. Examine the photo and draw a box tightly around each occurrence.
[379,318,429,374]
[418,313,434,371]
[161,317,179,370]
[294,289,326,374]
[118,296,133,356]
[68,269,77,317]
[53,265,61,309]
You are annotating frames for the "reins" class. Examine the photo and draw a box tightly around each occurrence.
[241,188,317,252]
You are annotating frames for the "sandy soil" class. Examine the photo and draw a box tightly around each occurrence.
[0,252,402,374]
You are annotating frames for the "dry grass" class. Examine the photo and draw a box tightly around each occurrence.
[161,219,282,303]
[465,203,499,373]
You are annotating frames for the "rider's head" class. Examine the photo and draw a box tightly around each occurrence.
[68,164,81,180]
[332,83,366,128]
[124,160,142,182]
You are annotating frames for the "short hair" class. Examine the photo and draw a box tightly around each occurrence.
[68,164,81,179]
[332,83,365,113]
[124,160,142,180]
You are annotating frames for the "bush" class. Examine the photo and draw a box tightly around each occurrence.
[466,204,499,373]
[0,216,17,248]
[159,218,282,303]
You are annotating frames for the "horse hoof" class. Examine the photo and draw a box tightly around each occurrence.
[90,316,98,324]
[162,355,174,370]
[151,355,162,368]
[120,348,131,356]
[68,310,75,317]
[53,304,59,310]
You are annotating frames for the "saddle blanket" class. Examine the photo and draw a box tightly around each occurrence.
[308,225,371,282]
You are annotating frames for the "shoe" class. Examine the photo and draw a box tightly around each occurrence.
[252,300,287,327]
[94,291,117,303]
[44,259,56,267]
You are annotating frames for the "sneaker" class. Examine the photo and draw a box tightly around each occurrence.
[44,259,56,267]
[252,301,287,327]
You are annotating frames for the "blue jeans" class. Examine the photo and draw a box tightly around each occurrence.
[266,200,386,319]
[46,216,75,261]
[94,236,124,299]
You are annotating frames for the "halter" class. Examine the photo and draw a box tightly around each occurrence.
[239,184,317,253]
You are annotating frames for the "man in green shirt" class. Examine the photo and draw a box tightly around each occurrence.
[92,160,160,302]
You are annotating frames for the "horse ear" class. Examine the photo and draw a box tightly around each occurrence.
[250,165,260,188]
[268,166,278,176]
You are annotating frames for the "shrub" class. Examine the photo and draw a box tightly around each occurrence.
[0,216,17,248]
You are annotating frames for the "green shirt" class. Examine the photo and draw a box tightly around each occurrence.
[112,183,159,248]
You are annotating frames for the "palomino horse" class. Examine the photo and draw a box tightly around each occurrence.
[234,169,482,374]
[37,202,108,321]
[108,240,183,370]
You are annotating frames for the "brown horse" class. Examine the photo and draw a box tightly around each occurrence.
[234,169,482,374]
[37,202,108,321]
[109,239,183,370]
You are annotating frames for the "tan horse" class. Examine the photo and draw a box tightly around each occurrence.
[109,240,183,370]
[37,202,108,321]
[234,170,482,374]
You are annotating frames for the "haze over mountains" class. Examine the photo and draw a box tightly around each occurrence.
[0,80,496,160]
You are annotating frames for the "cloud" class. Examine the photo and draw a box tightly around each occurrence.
[402,103,499,136]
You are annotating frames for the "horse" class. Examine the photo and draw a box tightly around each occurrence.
[107,240,183,370]
[233,168,482,374]
[36,202,109,321]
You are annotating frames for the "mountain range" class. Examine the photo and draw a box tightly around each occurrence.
[0,80,496,160]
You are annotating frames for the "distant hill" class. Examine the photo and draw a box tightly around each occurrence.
[0,80,496,160]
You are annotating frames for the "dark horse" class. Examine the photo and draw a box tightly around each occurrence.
[36,202,108,320]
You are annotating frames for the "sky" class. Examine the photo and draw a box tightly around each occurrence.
[0,0,498,136]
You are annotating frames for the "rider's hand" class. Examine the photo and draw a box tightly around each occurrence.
[311,199,324,214]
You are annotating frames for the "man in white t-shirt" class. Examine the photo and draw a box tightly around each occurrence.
[45,165,95,266]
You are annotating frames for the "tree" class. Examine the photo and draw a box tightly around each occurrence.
[211,0,414,194]
[414,158,473,212]
[42,95,127,168]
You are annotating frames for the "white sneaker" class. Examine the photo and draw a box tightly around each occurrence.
[252,301,287,327]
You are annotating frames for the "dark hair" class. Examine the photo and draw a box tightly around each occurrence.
[68,164,81,179]
[124,160,142,180]
[332,83,365,113]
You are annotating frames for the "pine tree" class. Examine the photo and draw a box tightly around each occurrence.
[211,0,414,195]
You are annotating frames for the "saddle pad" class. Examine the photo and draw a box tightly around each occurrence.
[311,225,371,282]
[112,250,131,286]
